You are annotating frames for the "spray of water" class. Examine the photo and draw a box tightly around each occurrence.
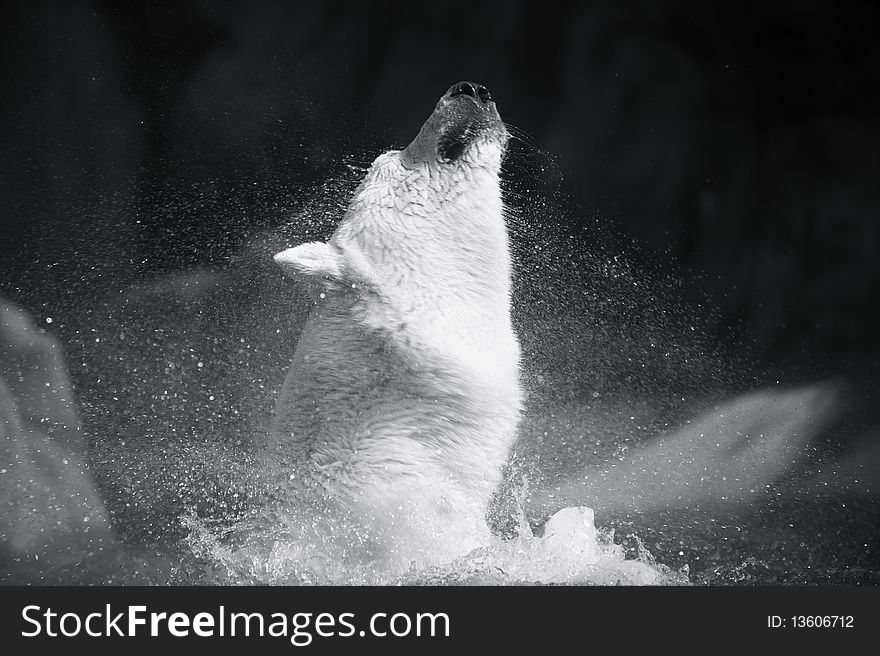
[2,125,862,585]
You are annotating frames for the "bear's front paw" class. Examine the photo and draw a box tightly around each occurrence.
[274,242,343,280]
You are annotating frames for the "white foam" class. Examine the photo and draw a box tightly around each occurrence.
[177,505,687,586]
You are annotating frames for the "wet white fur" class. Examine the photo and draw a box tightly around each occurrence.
[269,137,521,572]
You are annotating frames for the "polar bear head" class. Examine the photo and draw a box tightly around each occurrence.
[333,80,511,237]
[275,81,513,311]
[400,80,509,172]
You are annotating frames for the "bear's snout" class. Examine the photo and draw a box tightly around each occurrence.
[401,81,506,168]
[446,81,493,107]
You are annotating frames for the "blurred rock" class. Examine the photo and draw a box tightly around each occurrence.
[0,300,115,572]
[526,382,855,518]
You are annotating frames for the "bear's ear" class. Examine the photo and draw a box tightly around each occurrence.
[273,242,344,281]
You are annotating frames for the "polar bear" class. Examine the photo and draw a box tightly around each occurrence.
[266,81,521,573]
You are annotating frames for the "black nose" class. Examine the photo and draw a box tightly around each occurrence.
[448,81,493,105]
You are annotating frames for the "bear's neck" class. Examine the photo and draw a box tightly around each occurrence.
[343,166,513,343]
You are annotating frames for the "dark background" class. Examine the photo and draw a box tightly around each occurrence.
[2,1,880,585]
[1,0,879,380]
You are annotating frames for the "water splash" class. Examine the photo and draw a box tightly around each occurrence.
[175,503,687,586]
